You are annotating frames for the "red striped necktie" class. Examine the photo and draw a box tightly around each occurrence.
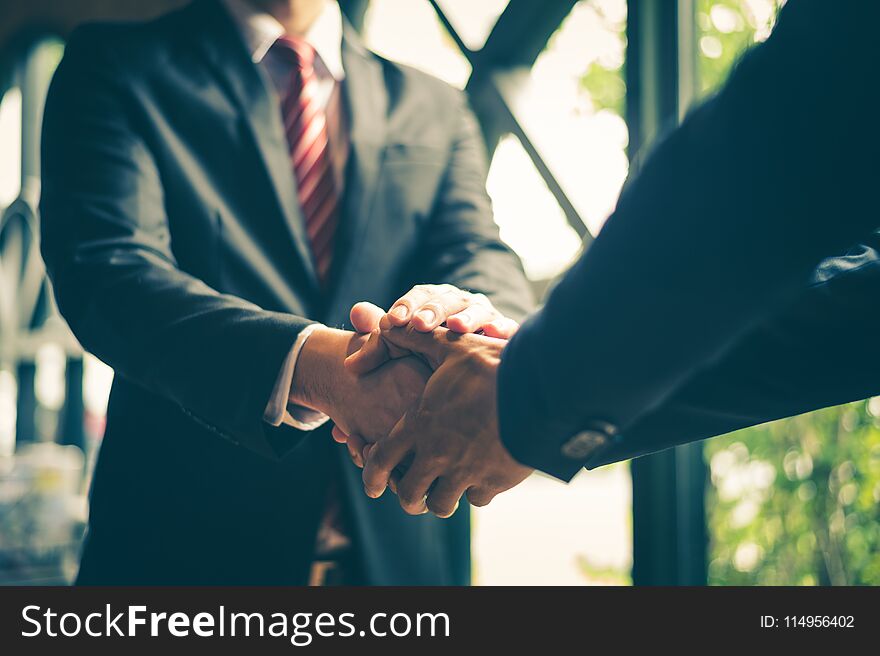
[274,35,338,283]
[274,37,350,563]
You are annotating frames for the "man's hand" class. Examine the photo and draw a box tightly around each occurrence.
[349,326,533,517]
[382,284,520,336]
[290,325,430,469]
[334,286,521,470]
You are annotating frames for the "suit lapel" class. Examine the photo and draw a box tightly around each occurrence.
[191,0,320,292]
[324,24,388,304]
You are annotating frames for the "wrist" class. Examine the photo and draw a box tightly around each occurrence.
[289,326,367,414]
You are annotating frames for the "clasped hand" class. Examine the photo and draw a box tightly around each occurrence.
[316,285,533,517]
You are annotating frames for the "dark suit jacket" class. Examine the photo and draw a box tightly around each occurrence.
[497,0,878,480]
[39,0,532,584]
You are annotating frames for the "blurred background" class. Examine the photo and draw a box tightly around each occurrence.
[1,0,878,585]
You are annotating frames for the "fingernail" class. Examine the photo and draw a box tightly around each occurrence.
[365,485,383,499]
[454,312,470,325]
[415,309,435,325]
[391,305,408,319]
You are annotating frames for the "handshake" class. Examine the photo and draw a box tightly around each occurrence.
[289,285,534,518]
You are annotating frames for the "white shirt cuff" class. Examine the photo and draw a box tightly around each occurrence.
[263,323,331,431]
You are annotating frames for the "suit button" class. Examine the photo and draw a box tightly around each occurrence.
[561,429,612,460]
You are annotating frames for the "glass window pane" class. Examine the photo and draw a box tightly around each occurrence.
[0,87,22,208]
[363,0,472,89]
[498,0,628,238]
[434,0,509,50]
[0,84,24,460]
[0,41,82,586]
[474,0,633,585]
[83,353,113,439]
[0,369,16,458]
[473,464,632,585]
[487,134,581,281]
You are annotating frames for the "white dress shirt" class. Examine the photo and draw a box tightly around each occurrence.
[223,0,343,431]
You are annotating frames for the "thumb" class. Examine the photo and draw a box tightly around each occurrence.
[344,329,391,375]
[345,324,456,375]
[350,301,386,333]
[375,325,454,370]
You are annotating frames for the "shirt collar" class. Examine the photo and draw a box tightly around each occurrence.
[222,0,345,80]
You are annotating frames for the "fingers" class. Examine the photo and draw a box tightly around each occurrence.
[445,301,501,334]
[426,477,467,518]
[349,301,386,333]
[343,314,409,375]
[363,442,403,494]
[344,302,392,375]
[376,325,453,370]
[465,486,498,508]
[387,470,400,496]
[481,317,520,340]
[347,324,451,374]
[343,329,390,375]
[386,286,441,327]
[346,434,367,469]
[387,285,510,336]
[332,425,367,468]
[387,285,485,333]
[354,287,512,336]
[362,413,415,498]
[331,425,349,444]
[346,287,509,375]
[408,288,469,331]
[395,458,441,515]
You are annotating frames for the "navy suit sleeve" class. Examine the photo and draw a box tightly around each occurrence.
[497,0,878,480]
[591,238,880,466]
[40,29,313,459]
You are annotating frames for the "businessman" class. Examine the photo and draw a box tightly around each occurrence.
[39,0,532,584]
[339,0,879,517]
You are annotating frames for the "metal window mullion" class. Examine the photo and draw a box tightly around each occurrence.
[478,75,590,241]
[476,0,579,70]
[424,0,590,241]
[627,0,707,587]
[426,0,476,64]
[20,38,57,183]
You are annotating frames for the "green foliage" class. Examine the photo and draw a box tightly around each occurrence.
[577,0,627,117]
[696,0,781,95]
[581,59,627,117]
[577,551,633,585]
[706,403,880,585]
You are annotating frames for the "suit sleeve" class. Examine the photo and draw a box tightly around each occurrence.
[416,93,534,322]
[588,238,880,466]
[40,30,313,459]
[497,0,878,480]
